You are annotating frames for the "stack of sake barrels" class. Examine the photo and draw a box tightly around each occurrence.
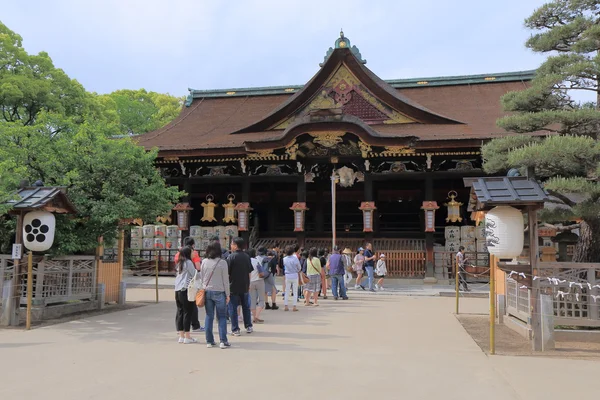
[475,225,489,267]
[130,226,143,257]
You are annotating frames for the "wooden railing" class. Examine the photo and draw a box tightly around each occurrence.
[0,255,97,306]
[506,262,600,327]
[384,250,426,277]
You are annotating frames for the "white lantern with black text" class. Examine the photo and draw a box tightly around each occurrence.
[23,211,56,252]
[484,206,524,259]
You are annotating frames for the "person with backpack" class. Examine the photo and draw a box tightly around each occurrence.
[375,253,388,291]
[248,248,266,324]
[327,246,348,300]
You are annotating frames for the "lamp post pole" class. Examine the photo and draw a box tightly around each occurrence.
[331,172,337,250]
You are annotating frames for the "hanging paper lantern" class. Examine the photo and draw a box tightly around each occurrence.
[290,202,309,232]
[23,211,56,252]
[420,201,439,232]
[222,194,237,223]
[485,206,524,259]
[358,202,377,232]
[201,195,218,222]
[235,203,252,231]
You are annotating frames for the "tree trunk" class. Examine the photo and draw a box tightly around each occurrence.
[572,219,600,262]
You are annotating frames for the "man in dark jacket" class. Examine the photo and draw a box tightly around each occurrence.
[227,237,254,335]
[327,246,348,300]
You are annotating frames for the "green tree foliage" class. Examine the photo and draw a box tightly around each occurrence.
[104,89,183,136]
[483,1,600,262]
[0,22,182,254]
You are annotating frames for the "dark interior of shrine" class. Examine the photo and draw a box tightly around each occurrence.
[185,174,471,242]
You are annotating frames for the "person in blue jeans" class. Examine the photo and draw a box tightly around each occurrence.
[200,242,231,349]
[326,246,348,300]
[364,243,376,292]
[227,237,254,335]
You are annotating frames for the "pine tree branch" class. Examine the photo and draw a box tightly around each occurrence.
[547,190,577,207]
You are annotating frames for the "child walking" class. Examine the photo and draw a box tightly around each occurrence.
[375,254,387,291]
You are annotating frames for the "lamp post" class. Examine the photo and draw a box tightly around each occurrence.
[331,170,338,250]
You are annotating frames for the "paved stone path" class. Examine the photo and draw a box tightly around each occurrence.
[0,290,596,399]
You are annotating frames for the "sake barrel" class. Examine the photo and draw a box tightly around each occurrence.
[142,237,154,249]
[225,225,238,238]
[445,226,460,240]
[130,238,142,250]
[142,225,155,238]
[131,226,143,238]
[166,238,179,249]
[445,240,461,252]
[154,224,167,237]
[214,225,225,238]
[461,225,476,240]
[476,239,488,253]
[189,225,201,237]
[475,226,486,241]
[154,237,166,249]
[201,226,214,239]
[462,239,476,253]
[166,225,179,238]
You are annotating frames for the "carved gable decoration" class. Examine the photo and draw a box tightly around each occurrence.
[271,64,415,130]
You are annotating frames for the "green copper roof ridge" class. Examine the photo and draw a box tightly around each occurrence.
[187,69,536,100]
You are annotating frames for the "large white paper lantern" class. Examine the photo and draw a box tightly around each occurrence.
[485,206,524,259]
[23,211,56,252]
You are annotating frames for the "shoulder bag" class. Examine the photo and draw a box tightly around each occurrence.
[187,268,198,302]
[195,261,218,307]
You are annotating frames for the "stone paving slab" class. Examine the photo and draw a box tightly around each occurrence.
[1,290,595,399]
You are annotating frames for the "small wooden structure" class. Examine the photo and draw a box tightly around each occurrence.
[464,175,550,351]
[3,186,77,325]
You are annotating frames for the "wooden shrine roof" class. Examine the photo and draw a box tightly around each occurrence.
[463,177,549,211]
[6,186,77,214]
[137,35,539,158]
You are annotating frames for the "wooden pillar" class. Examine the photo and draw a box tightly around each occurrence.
[364,173,374,241]
[181,180,192,242]
[528,206,542,351]
[424,173,435,280]
[297,175,306,247]
[315,184,324,235]
[242,180,250,244]
[268,183,276,235]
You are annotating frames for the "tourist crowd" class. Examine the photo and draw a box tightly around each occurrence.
[174,237,388,348]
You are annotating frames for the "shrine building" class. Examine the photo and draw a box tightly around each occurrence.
[138,32,534,279]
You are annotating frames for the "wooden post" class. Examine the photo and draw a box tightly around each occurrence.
[364,173,374,241]
[10,212,24,326]
[297,175,306,248]
[528,206,543,351]
[331,172,337,249]
[424,173,435,280]
[241,180,250,244]
[489,254,496,355]
[155,256,159,303]
[25,251,33,330]
[455,263,460,315]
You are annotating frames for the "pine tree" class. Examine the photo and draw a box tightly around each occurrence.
[482,0,600,262]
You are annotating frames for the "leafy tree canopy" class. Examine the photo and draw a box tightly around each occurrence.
[483,0,600,262]
[0,21,182,254]
[103,89,183,136]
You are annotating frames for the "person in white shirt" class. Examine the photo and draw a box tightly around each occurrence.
[375,254,388,290]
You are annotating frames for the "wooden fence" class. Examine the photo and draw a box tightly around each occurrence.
[384,250,426,277]
[506,262,600,328]
[0,254,96,306]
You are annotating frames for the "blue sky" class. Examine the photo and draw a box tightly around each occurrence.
[3,0,548,97]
